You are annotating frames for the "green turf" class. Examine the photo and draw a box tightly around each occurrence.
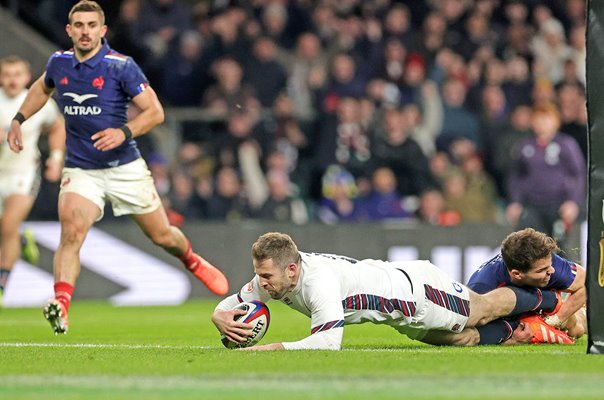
[0,301,602,399]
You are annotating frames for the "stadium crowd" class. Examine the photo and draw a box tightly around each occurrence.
[17,0,587,230]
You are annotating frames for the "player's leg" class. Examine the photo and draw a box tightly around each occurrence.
[420,328,481,346]
[44,192,100,334]
[107,158,228,295]
[466,286,561,327]
[130,207,229,295]
[0,194,35,302]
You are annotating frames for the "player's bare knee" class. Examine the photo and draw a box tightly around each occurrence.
[59,221,89,247]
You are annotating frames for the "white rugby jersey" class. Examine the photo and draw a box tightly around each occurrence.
[0,89,60,172]
[217,252,428,350]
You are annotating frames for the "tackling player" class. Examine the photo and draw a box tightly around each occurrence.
[6,1,229,334]
[467,228,586,344]
[212,232,564,350]
[0,55,65,306]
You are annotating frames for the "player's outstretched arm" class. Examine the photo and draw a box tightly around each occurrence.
[7,73,53,153]
[545,264,586,327]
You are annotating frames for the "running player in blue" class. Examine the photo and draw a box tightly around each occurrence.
[6,1,229,335]
[467,228,586,344]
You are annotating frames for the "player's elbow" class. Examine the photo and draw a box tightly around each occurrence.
[153,105,165,125]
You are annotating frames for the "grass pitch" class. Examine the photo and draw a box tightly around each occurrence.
[0,301,602,400]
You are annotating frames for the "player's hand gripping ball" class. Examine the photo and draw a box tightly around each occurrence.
[221,301,270,349]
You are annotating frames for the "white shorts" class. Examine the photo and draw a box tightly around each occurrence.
[59,158,161,221]
[0,167,40,217]
[392,261,471,340]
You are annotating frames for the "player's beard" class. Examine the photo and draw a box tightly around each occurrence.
[75,36,100,56]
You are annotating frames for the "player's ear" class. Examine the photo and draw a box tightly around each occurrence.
[286,263,297,278]
[510,269,523,280]
[101,25,107,38]
[66,24,72,38]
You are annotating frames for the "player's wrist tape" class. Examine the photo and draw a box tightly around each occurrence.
[49,149,64,161]
[120,125,133,141]
[13,112,26,125]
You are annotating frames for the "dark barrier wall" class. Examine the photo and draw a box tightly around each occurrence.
[587,0,604,354]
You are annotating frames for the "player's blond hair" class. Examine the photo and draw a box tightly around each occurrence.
[252,232,300,269]
[501,228,559,273]
[68,0,105,25]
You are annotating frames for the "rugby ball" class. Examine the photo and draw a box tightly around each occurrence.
[221,301,270,349]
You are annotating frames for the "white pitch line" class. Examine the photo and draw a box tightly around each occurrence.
[0,342,213,350]
[0,342,578,354]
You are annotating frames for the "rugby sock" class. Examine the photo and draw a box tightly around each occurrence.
[508,287,558,315]
[54,282,74,312]
[0,268,10,292]
[477,319,519,345]
[179,240,198,271]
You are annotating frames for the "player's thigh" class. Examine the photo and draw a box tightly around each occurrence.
[58,192,101,240]
[59,167,106,221]
[105,158,161,217]
[1,194,35,233]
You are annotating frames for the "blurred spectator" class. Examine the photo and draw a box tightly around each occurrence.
[134,0,192,82]
[254,169,309,224]
[400,52,429,105]
[205,166,250,221]
[403,80,443,156]
[319,53,367,114]
[160,30,209,106]
[382,4,415,47]
[531,77,556,108]
[316,97,371,179]
[213,111,264,170]
[436,78,481,152]
[416,11,448,67]
[491,104,533,198]
[374,37,408,87]
[502,56,533,109]
[202,57,260,119]
[557,83,588,161]
[531,18,571,85]
[357,167,413,221]
[442,167,498,224]
[108,0,146,64]
[371,108,437,196]
[244,36,288,107]
[417,188,461,226]
[318,166,361,224]
[506,104,586,241]
[147,152,170,197]
[567,24,586,86]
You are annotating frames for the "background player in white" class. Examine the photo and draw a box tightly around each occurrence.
[6,1,228,334]
[0,55,65,305]
[212,232,562,350]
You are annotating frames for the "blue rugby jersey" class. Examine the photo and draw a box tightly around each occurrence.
[44,40,148,169]
[467,253,577,294]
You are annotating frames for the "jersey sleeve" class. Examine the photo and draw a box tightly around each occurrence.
[119,57,150,99]
[546,254,578,290]
[282,271,345,350]
[214,275,271,311]
[43,53,60,89]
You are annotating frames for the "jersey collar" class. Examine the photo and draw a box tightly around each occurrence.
[70,39,110,69]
